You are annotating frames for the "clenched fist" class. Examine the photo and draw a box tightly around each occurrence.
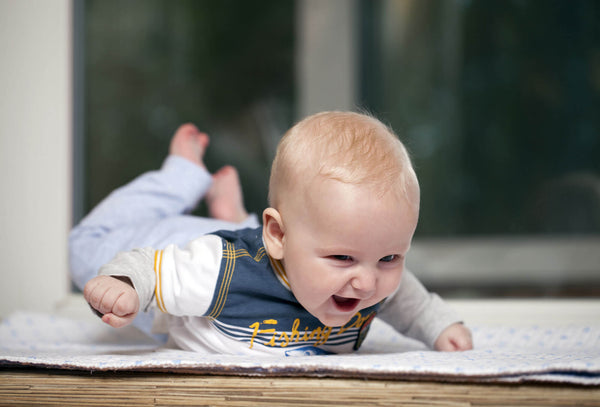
[84,275,140,328]
[434,322,473,351]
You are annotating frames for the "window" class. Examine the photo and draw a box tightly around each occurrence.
[359,0,600,297]
[76,0,600,298]
[76,0,294,221]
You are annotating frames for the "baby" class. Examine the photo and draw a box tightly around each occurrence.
[82,111,472,355]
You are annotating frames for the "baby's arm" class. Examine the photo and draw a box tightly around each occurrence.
[377,270,473,351]
[84,234,224,325]
[84,247,158,327]
[84,275,139,328]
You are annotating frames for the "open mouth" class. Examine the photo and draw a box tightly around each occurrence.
[332,295,360,312]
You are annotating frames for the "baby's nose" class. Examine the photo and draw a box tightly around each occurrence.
[350,268,377,297]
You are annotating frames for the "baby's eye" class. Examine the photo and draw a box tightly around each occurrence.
[379,255,399,263]
[330,255,352,262]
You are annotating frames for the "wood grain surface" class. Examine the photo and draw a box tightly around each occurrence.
[1,370,599,406]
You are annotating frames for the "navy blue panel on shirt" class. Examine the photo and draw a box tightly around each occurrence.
[204,227,381,353]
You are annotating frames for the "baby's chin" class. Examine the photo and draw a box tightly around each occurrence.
[316,314,353,328]
[314,298,363,327]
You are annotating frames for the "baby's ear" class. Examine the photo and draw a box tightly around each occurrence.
[262,207,285,259]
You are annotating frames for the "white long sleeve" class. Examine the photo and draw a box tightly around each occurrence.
[377,270,462,349]
[98,234,224,317]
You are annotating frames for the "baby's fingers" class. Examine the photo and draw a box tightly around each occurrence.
[83,276,138,317]
[435,337,458,352]
[434,323,474,351]
[112,289,140,319]
[83,277,113,314]
[101,312,136,328]
[102,286,139,317]
[453,331,473,351]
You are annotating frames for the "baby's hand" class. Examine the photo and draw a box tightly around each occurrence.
[83,275,140,328]
[434,323,473,351]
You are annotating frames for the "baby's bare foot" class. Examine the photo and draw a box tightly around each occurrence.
[206,166,249,223]
[169,123,209,168]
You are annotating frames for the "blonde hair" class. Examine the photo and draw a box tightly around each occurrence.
[268,111,419,209]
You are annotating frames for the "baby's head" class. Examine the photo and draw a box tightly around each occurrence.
[263,111,420,327]
[268,111,418,210]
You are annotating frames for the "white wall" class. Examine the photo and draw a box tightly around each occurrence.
[0,0,72,317]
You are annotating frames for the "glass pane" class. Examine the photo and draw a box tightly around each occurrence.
[83,0,294,218]
[361,0,600,237]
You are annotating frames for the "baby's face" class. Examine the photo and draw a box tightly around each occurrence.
[279,178,419,327]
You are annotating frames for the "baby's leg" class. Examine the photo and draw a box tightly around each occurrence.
[169,123,210,169]
[70,123,259,337]
[169,123,249,223]
[206,166,249,223]
[70,124,212,288]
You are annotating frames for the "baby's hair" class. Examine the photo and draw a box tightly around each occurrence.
[268,111,419,208]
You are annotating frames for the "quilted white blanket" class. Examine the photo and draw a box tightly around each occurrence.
[1,311,598,385]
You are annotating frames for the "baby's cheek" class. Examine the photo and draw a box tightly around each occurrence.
[381,271,403,296]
